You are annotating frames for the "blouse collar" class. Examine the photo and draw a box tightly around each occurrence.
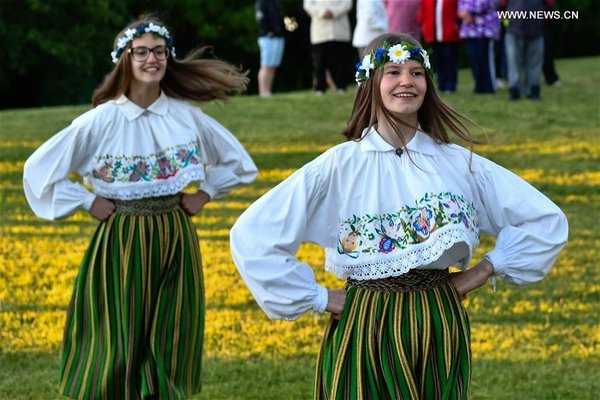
[359,126,438,156]
[114,91,170,121]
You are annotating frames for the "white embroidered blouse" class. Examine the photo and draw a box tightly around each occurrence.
[23,93,258,220]
[230,128,568,320]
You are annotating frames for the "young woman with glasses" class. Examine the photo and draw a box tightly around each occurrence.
[23,15,257,399]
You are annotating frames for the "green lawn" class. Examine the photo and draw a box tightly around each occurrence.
[1,56,599,399]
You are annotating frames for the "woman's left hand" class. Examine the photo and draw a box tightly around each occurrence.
[180,190,211,216]
[449,259,494,300]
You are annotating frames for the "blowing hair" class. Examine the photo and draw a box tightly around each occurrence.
[343,33,479,149]
[92,16,248,107]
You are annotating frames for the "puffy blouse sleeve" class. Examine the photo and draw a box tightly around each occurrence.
[23,114,98,220]
[230,155,333,320]
[195,111,258,199]
[473,155,569,285]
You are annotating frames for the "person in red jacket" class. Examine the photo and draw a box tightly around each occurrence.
[418,0,461,93]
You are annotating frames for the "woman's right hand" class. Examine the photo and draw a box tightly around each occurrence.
[89,196,116,221]
[326,289,347,320]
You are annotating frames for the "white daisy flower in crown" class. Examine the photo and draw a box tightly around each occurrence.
[388,44,410,64]
[124,28,137,39]
[420,49,431,69]
[117,37,129,48]
[360,54,374,79]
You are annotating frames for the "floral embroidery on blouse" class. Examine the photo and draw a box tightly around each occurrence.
[91,141,201,184]
[336,192,479,258]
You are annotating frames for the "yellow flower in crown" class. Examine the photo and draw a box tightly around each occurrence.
[388,44,410,64]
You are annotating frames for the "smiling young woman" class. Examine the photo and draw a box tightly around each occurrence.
[127,34,169,106]
[23,15,257,399]
[377,61,427,146]
[230,33,568,399]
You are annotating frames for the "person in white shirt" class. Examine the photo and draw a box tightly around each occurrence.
[23,16,257,399]
[303,0,352,94]
[230,33,567,399]
[352,0,389,57]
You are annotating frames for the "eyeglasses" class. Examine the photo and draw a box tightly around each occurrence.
[128,46,170,62]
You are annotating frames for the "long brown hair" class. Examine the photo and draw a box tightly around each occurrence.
[343,33,479,148]
[92,16,248,106]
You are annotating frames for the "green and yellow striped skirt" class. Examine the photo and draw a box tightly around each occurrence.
[59,195,204,399]
[315,269,471,400]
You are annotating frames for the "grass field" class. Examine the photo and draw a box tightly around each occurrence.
[1,57,599,399]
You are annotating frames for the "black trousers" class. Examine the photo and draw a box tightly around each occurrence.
[311,41,348,92]
[433,42,459,92]
[542,28,560,84]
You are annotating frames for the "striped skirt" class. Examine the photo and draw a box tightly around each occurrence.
[59,196,204,399]
[314,270,471,400]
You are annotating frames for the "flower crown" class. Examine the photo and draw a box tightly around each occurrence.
[111,22,176,63]
[355,41,431,84]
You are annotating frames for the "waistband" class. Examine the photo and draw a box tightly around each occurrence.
[113,195,181,216]
[346,269,450,292]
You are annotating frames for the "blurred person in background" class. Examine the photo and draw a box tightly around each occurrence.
[353,0,388,57]
[385,0,422,42]
[458,0,501,93]
[256,0,286,98]
[419,0,461,93]
[542,0,561,87]
[503,0,553,100]
[304,0,353,94]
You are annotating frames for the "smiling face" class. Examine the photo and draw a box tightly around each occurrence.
[129,33,168,89]
[378,60,427,122]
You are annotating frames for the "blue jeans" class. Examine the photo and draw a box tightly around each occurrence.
[505,33,544,96]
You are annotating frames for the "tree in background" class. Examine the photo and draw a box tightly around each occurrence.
[0,0,261,108]
[0,0,128,108]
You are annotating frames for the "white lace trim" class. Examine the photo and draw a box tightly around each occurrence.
[325,226,477,280]
[90,167,205,200]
